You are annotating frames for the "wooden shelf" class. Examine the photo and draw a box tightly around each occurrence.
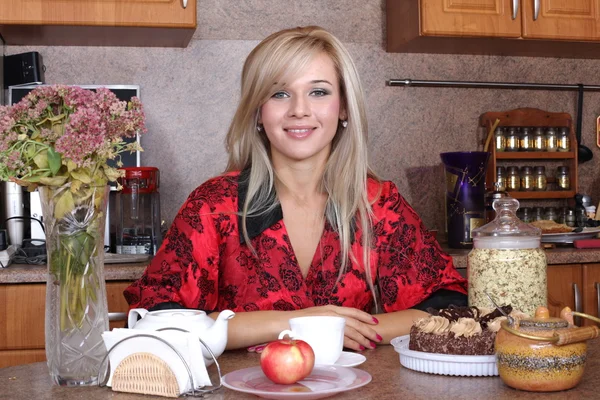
[506,191,576,200]
[496,152,575,160]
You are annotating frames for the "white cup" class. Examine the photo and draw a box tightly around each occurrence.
[279,316,345,365]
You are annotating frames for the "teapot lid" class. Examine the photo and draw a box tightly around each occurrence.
[517,307,568,330]
[472,197,541,249]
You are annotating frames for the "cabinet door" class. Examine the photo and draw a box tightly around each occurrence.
[583,263,600,326]
[547,264,583,321]
[420,0,521,37]
[522,0,600,41]
[0,0,195,28]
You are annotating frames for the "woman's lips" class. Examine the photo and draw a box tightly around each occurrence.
[285,127,315,139]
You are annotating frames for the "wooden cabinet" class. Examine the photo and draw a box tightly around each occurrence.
[0,281,131,368]
[548,263,600,326]
[387,0,600,58]
[480,108,578,200]
[0,0,196,47]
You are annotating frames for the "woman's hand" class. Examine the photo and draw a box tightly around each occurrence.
[293,305,382,351]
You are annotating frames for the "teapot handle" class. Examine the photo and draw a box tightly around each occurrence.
[556,326,600,345]
[127,308,148,329]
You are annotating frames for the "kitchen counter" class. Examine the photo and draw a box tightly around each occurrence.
[1,340,600,399]
[3,247,600,283]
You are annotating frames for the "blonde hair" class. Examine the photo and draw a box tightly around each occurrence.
[225,26,380,308]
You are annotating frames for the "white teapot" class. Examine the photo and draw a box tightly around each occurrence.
[127,308,235,365]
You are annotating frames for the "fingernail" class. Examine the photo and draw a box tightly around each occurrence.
[370,341,377,349]
[376,334,383,342]
[372,317,379,324]
[359,345,366,351]
[255,345,265,353]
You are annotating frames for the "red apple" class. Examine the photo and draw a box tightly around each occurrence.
[260,338,315,384]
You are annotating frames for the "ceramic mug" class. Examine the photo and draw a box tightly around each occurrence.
[279,316,346,365]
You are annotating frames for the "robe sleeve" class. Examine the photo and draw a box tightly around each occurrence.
[123,182,226,312]
[374,181,467,312]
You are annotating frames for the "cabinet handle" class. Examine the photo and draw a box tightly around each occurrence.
[574,283,582,326]
[533,0,540,21]
[109,312,127,322]
[182,0,188,9]
[511,0,519,20]
[596,282,600,319]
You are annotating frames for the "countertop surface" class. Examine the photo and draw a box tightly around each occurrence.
[1,341,600,399]
[3,247,600,283]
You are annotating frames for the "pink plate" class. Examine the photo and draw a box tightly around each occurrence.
[222,365,372,400]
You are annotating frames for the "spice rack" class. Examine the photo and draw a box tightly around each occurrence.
[480,108,578,200]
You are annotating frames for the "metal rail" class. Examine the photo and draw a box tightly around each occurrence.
[387,79,600,91]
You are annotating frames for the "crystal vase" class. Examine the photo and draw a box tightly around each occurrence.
[39,184,110,386]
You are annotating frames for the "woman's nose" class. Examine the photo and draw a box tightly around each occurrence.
[288,96,310,117]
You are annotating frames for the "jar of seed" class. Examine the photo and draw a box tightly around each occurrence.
[494,127,506,152]
[557,127,570,152]
[556,166,570,190]
[496,166,507,192]
[505,127,520,151]
[520,127,534,151]
[546,127,558,152]
[520,166,534,191]
[507,166,520,191]
[533,127,546,151]
[468,197,547,316]
[533,166,547,191]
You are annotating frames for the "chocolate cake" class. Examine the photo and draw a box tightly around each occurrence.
[408,305,520,356]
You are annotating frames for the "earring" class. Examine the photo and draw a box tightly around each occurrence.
[341,120,348,128]
[256,125,263,132]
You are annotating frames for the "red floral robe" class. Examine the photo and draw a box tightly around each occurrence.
[124,171,466,313]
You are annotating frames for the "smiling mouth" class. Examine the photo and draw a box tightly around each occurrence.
[285,128,315,138]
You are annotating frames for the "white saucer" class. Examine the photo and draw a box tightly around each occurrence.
[334,351,366,367]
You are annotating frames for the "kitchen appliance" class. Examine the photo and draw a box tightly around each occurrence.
[115,167,162,255]
[440,151,489,248]
[2,182,25,247]
[7,84,142,253]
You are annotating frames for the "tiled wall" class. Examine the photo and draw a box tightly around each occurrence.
[8,0,600,233]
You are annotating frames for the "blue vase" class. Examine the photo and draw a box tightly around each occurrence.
[440,152,490,249]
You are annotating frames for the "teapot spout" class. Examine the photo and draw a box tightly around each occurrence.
[200,310,235,364]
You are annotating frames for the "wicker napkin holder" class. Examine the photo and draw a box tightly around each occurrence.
[100,329,222,398]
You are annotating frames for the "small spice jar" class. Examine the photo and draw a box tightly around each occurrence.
[468,197,547,316]
[494,127,506,152]
[545,127,558,152]
[533,127,546,151]
[505,127,520,151]
[520,166,534,191]
[507,166,520,191]
[556,166,570,190]
[557,207,569,224]
[520,127,534,151]
[518,207,533,223]
[533,207,545,222]
[557,127,570,152]
[496,166,507,192]
[533,166,547,191]
[544,207,558,222]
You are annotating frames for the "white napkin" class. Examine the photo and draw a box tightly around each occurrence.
[102,328,211,395]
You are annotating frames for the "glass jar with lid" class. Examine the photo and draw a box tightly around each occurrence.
[507,166,520,191]
[494,127,506,152]
[468,197,547,316]
[533,166,547,191]
[544,207,558,222]
[520,166,534,191]
[505,127,520,151]
[557,127,570,152]
[533,207,545,222]
[533,127,546,151]
[520,127,534,151]
[496,166,507,192]
[556,166,570,190]
[545,127,558,152]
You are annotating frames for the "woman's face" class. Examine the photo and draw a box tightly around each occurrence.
[259,52,346,166]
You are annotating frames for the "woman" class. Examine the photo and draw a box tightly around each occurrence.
[124,26,467,352]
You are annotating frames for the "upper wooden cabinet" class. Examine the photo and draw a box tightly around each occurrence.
[0,0,197,47]
[387,0,600,59]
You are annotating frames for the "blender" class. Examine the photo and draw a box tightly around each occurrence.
[115,167,162,255]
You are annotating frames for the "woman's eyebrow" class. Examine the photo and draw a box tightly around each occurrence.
[310,79,333,85]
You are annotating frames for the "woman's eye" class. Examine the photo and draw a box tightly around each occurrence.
[272,91,289,99]
[311,89,329,97]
